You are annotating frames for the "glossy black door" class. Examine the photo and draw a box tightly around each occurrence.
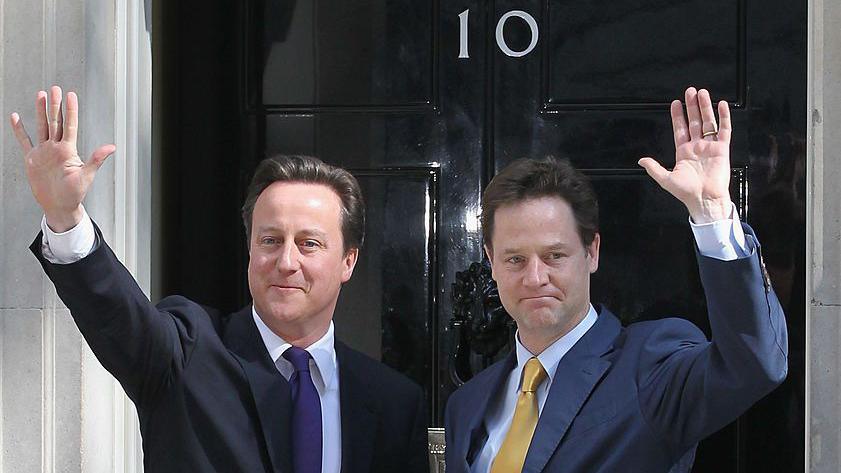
[156,0,805,470]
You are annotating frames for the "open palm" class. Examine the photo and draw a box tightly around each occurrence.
[9,86,115,231]
[639,87,733,223]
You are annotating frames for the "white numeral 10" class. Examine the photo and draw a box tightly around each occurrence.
[458,9,539,59]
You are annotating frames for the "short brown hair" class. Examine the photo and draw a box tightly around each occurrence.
[241,155,365,252]
[481,157,599,247]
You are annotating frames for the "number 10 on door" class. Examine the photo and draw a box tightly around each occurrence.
[458,9,539,59]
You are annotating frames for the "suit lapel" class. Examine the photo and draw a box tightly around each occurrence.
[522,308,621,473]
[335,341,379,473]
[458,352,517,468]
[224,306,292,473]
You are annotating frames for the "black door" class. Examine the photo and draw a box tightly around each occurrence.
[156,0,805,470]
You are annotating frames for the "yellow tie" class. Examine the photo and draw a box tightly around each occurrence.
[491,357,548,473]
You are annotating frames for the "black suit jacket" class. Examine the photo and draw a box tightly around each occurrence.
[31,228,428,473]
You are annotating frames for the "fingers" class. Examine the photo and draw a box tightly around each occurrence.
[698,89,718,140]
[670,100,689,148]
[684,87,703,141]
[717,100,732,143]
[64,92,79,144]
[638,157,670,189]
[84,144,117,174]
[36,91,49,143]
[9,113,34,154]
[56,97,64,141]
[48,86,63,141]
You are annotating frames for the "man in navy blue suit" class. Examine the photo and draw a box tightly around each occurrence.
[9,86,428,472]
[444,87,788,473]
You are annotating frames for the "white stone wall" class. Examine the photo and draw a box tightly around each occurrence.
[0,0,150,471]
[808,0,841,471]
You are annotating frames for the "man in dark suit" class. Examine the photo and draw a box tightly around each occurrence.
[9,86,428,473]
[444,87,788,472]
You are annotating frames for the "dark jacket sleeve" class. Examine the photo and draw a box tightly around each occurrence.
[30,225,200,408]
[637,223,788,455]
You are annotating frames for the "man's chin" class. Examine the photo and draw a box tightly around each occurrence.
[517,314,559,330]
[256,301,306,323]
[516,310,562,330]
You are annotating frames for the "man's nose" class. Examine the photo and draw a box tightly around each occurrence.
[522,258,549,287]
[276,243,302,272]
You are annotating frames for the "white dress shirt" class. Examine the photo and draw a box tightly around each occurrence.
[39,206,98,263]
[252,312,342,473]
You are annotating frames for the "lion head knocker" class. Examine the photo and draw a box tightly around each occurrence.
[450,259,515,386]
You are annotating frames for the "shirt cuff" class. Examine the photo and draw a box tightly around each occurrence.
[689,202,749,261]
[40,206,97,264]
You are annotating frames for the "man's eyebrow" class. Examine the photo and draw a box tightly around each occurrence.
[254,225,283,234]
[298,229,328,239]
[253,226,328,239]
[499,242,571,255]
[545,242,572,251]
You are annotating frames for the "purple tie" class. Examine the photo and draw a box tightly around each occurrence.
[283,346,323,473]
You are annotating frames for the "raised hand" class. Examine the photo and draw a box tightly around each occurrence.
[638,87,732,223]
[9,86,115,232]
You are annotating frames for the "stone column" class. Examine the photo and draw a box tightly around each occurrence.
[0,0,151,471]
[808,0,841,471]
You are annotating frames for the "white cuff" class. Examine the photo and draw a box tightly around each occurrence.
[689,203,749,261]
[40,207,97,264]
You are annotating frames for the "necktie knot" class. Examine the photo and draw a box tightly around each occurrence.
[521,357,547,393]
[283,346,312,373]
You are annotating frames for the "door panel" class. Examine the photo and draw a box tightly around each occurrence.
[251,0,433,108]
[545,0,744,109]
[589,170,746,330]
[334,170,438,407]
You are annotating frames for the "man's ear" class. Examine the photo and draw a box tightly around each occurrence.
[341,247,359,283]
[586,233,601,274]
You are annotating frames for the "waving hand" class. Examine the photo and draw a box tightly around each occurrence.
[9,86,115,232]
[638,87,733,223]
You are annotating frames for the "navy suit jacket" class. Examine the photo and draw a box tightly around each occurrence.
[31,228,429,473]
[444,225,788,473]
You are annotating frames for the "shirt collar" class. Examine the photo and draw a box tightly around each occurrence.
[514,304,598,387]
[251,307,338,392]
